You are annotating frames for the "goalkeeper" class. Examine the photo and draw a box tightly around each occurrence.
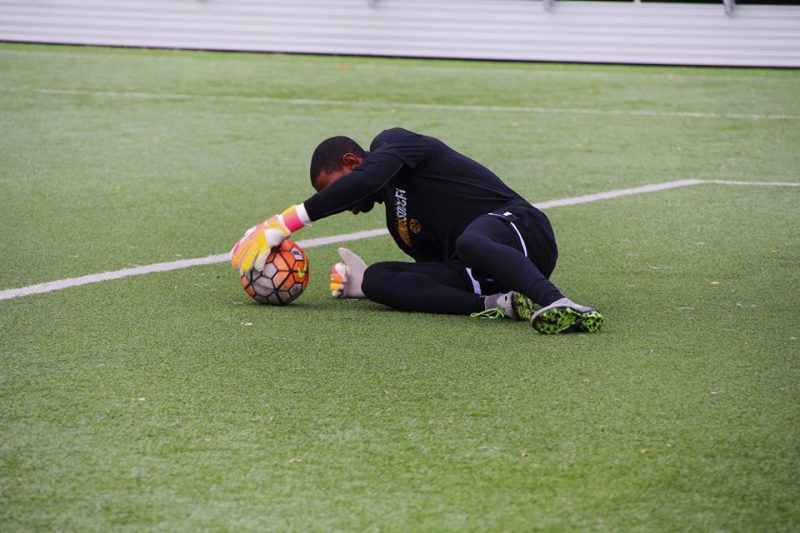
[231,128,603,334]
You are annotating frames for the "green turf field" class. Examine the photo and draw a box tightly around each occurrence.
[1,43,799,531]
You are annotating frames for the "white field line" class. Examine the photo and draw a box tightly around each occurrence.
[0,229,389,301]
[534,179,706,209]
[1,179,798,302]
[7,87,798,121]
[1,48,796,84]
[703,179,800,187]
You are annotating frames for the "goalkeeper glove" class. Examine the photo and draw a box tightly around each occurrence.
[330,247,368,299]
[230,204,309,272]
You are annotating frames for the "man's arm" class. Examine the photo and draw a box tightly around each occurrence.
[231,129,432,272]
[305,128,434,220]
[231,153,404,272]
[303,153,404,221]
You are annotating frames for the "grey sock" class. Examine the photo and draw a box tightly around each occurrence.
[484,293,501,310]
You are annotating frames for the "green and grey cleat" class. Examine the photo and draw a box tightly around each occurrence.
[531,298,604,334]
[471,291,536,321]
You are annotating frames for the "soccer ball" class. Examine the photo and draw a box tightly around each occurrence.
[239,239,310,305]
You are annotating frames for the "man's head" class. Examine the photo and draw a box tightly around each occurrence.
[309,136,365,192]
[310,136,377,214]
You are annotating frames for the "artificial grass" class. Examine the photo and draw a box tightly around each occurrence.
[1,43,799,531]
[1,43,798,287]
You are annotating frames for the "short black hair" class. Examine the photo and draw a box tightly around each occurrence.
[310,136,365,186]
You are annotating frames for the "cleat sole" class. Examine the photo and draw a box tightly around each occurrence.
[532,307,604,334]
[511,292,536,321]
[576,310,604,333]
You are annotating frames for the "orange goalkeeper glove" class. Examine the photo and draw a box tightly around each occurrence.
[230,204,309,272]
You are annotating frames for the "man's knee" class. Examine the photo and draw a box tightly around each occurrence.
[361,262,390,300]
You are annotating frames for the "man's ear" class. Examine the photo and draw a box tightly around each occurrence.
[342,152,362,170]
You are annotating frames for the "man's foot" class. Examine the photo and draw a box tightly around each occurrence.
[530,297,604,334]
[471,291,536,320]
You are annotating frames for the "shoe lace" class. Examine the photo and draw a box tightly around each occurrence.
[470,307,506,319]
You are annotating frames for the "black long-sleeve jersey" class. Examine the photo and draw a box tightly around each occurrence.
[303,128,532,262]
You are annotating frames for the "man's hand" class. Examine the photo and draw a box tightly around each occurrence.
[230,215,290,272]
[330,247,368,299]
[230,205,310,272]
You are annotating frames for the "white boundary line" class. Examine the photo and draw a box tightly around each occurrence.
[2,48,796,84]
[1,179,798,302]
[3,87,797,121]
[0,228,390,302]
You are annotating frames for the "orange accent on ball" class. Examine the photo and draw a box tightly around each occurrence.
[238,239,310,305]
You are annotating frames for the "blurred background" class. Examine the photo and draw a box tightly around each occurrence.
[1,0,799,67]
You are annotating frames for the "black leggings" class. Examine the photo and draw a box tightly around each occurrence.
[362,212,564,315]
